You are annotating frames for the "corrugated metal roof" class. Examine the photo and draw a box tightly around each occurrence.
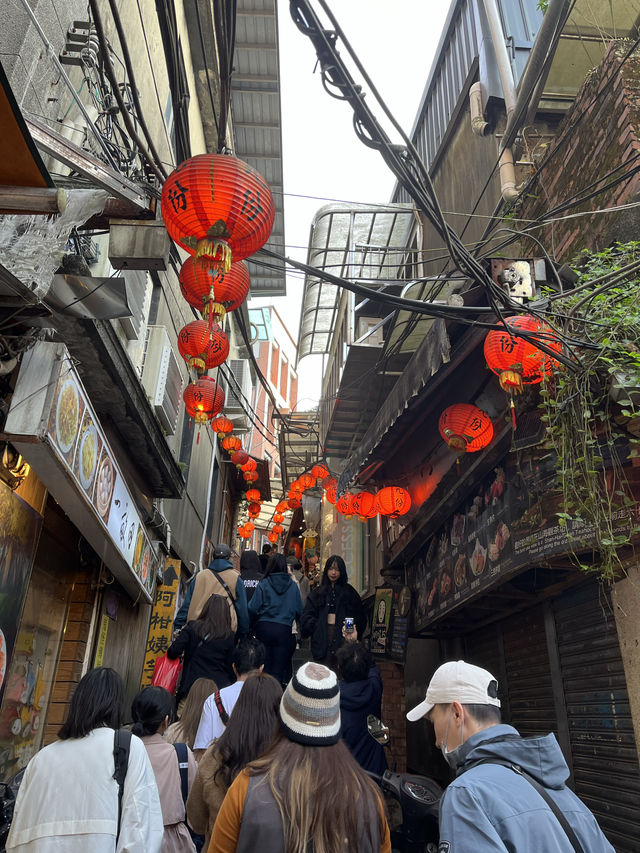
[231,0,286,295]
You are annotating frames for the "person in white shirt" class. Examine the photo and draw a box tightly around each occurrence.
[193,637,264,755]
[6,667,163,853]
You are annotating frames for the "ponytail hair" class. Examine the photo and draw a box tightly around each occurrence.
[131,686,173,737]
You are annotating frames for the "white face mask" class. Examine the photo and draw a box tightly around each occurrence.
[440,707,464,769]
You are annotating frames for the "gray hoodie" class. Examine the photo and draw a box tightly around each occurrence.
[438,724,614,852]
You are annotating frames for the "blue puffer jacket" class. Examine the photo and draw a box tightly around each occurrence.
[438,724,615,852]
[248,573,302,627]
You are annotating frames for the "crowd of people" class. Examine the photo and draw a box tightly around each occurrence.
[5,545,616,853]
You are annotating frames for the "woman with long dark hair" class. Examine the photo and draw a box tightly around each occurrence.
[164,678,217,750]
[300,554,365,665]
[209,662,390,853]
[186,672,282,849]
[131,686,197,853]
[168,594,235,707]
[6,667,163,853]
[248,554,302,687]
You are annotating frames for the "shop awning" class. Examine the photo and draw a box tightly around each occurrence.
[0,60,52,188]
[297,203,414,362]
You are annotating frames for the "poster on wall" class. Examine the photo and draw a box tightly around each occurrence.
[0,483,43,704]
[371,587,393,655]
[387,585,412,663]
[407,460,640,631]
[140,559,181,686]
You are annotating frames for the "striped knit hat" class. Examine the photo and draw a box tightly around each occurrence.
[280,662,341,746]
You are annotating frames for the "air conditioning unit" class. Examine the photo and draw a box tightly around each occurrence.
[223,359,253,415]
[141,326,183,435]
[120,270,149,341]
[229,412,251,434]
[356,317,384,347]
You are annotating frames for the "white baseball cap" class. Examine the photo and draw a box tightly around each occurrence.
[406,660,501,722]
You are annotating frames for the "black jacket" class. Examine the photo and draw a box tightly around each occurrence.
[300,582,365,660]
[339,665,387,775]
[241,566,264,603]
[167,621,235,699]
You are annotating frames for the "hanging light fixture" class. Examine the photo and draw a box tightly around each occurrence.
[179,258,251,320]
[336,493,356,518]
[439,404,494,453]
[376,487,411,519]
[351,491,377,522]
[183,376,225,425]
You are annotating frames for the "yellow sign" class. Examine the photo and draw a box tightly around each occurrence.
[94,613,110,667]
[140,558,181,686]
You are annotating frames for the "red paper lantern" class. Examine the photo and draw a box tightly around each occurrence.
[276,500,288,513]
[244,521,255,534]
[352,491,377,521]
[222,436,242,453]
[311,463,329,481]
[376,486,411,519]
[244,471,259,483]
[247,501,261,516]
[241,458,257,474]
[246,489,261,503]
[321,476,337,491]
[439,404,494,453]
[484,315,561,392]
[273,524,284,535]
[210,416,233,438]
[288,496,301,510]
[298,473,315,490]
[231,449,249,468]
[336,493,356,517]
[177,320,210,371]
[161,154,275,272]
[238,525,251,540]
[179,258,251,317]
[273,512,285,524]
[325,486,337,504]
[183,376,224,424]
[268,531,278,543]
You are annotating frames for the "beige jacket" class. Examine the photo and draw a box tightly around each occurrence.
[142,734,197,853]
[185,746,228,851]
[186,568,239,632]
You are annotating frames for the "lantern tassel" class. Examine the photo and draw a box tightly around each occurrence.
[509,397,517,430]
[196,238,232,273]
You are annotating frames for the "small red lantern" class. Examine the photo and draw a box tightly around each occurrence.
[321,476,337,491]
[268,531,278,543]
[241,458,257,474]
[177,320,210,371]
[179,258,251,318]
[276,500,288,513]
[376,486,411,519]
[273,524,284,535]
[222,436,242,453]
[352,491,377,521]
[298,473,315,491]
[311,463,329,481]
[336,493,356,517]
[244,521,255,534]
[439,404,494,453]
[247,501,261,517]
[325,486,337,505]
[273,512,285,524]
[161,154,275,271]
[183,376,225,424]
[231,449,249,468]
[246,488,261,503]
[238,525,251,540]
[288,496,301,510]
[244,471,259,484]
[211,415,233,438]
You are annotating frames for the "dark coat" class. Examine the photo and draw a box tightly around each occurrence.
[300,582,365,661]
[339,665,387,775]
[167,621,235,699]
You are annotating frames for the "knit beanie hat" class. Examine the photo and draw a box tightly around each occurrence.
[280,662,341,746]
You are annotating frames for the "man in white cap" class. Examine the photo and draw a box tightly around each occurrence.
[407,660,614,852]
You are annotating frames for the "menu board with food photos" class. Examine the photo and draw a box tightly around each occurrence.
[408,460,639,631]
[45,359,158,599]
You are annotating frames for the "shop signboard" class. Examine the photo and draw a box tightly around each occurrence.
[387,585,412,663]
[2,342,157,603]
[371,587,393,655]
[140,558,181,686]
[408,461,639,631]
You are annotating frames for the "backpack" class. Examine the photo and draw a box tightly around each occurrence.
[173,743,204,852]
[113,729,132,841]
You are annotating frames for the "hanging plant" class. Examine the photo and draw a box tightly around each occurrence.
[538,241,640,581]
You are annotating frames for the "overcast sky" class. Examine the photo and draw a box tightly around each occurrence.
[249,0,453,406]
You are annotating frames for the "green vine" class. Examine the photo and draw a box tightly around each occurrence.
[538,241,640,581]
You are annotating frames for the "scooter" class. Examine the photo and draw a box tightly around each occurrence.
[367,716,441,853]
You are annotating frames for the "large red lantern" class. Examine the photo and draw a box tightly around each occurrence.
[288,496,301,510]
[161,154,275,271]
[246,488,261,503]
[244,471,259,484]
[268,531,278,543]
[325,486,337,505]
[241,458,257,474]
[311,463,329,481]
[177,320,210,371]
[273,512,285,524]
[231,449,249,468]
[222,436,242,453]
[336,493,356,517]
[376,486,411,519]
[211,415,233,438]
[352,491,377,522]
[183,376,224,424]
[484,316,561,391]
[439,404,494,453]
[276,500,288,513]
[179,258,251,318]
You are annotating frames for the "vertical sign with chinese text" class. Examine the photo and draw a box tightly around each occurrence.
[140,559,181,686]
